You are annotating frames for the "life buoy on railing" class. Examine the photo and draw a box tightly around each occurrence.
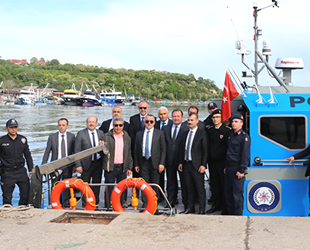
[111,178,157,214]
[51,178,96,211]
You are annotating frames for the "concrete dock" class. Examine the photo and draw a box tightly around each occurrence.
[0,208,309,250]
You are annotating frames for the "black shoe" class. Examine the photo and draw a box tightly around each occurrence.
[206,206,221,214]
[123,202,128,208]
[198,210,205,215]
[180,208,195,214]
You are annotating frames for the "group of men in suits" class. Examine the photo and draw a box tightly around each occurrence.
[41,102,228,214]
[42,116,105,207]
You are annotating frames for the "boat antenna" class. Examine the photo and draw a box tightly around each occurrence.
[227,6,241,43]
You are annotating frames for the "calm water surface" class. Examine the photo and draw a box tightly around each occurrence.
[0,104,211,207]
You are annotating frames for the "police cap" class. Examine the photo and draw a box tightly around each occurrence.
[211,109,222,117]
[237,104,246,112]
[231,113,244,121]
[6,119,18,127]
[208,102,217,109]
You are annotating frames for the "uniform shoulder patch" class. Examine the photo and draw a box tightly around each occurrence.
[208,126,214,130]
[245,137,248,141]
[225,126,232,130]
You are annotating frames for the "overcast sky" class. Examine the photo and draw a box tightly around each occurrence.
[0,0,309,89]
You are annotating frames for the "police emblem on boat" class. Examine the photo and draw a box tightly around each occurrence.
[247,181,281,213]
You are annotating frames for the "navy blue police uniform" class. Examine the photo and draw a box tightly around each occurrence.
[203,102,218,129]
[224,114,250,215]
[206,109,231,213]
[0,119,33,206]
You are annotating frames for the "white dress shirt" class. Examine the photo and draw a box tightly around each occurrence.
[88,129,100,160]
[58,131,67,160]
[171,123,181,139]
[142,127,154,158]
[185,126,198,161]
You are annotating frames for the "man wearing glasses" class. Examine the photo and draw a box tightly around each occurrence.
[134,114,166,208]
[102,117,133,209]
[129,101,152,179]
[206,109,231,214]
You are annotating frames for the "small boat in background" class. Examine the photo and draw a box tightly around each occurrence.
[80,85,101,107]
[15,83,36,105]
[99,84,125,105]
[62,83,82,106]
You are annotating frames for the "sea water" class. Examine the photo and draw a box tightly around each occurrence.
[0,103,211,207]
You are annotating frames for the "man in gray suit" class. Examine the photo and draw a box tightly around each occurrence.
[75,116,104,206]
[102,117,133,208]
[41,118,75,207]
[134,114,166,207]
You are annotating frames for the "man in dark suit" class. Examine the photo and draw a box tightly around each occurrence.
[154,106,172,202]
[163,109,188,208]
[75,116,104,206]
[179,112,208,214]
[182,106,205,131]
[41,118,75,207]
[134,114,166,207]
[129,100,150,179]
[102,117,133,208]
[155,106,173,130]
[99,106,130,133]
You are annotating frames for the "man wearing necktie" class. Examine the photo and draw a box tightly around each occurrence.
[129,101,151,179]
[75,116,104,206]
[41,118,75,207]
[134,114,166,208]
[179,112,208,214]
[163,109,188,209]
[155,106,173,202]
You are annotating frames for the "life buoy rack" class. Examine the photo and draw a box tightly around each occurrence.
[51,178,96,210]
[111,178,157,214]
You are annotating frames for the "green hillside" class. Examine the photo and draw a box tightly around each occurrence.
[0,58,222,101]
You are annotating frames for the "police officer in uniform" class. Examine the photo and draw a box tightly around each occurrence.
[224,113,250,215]
[203,102,218,129]
[206,109,231,214]
[0,119,33,206]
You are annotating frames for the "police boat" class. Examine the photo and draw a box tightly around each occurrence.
[216,0,309,216]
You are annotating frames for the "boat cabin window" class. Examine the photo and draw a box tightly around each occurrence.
[259,116,306,150]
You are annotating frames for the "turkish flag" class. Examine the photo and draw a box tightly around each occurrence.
[221,71,239,122]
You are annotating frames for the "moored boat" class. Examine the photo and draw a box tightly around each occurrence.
[62,83,82,106]
[80,85,101,107]
[220,1,309,217]
[99,84,125,105]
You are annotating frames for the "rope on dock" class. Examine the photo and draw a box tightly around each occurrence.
[0,204,35,219]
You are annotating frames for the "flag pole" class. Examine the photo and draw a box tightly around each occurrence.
[226,67,244,96]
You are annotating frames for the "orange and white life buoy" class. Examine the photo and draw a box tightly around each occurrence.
[51,178,96,210]
[111,178,157,214]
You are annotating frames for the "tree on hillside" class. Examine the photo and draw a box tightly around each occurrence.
[30,57,38,63]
